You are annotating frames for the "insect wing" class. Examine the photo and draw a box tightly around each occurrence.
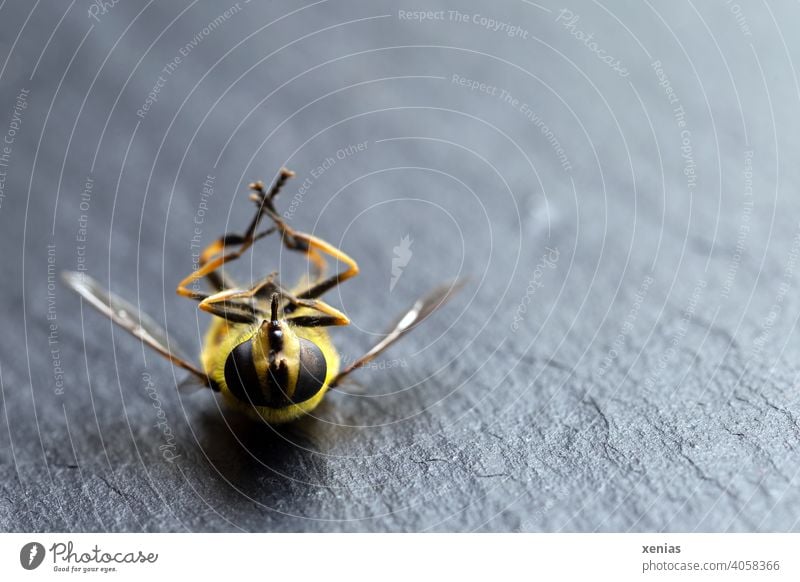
[61,271,210,386]
[332,278,466,385]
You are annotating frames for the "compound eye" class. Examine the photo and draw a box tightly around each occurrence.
[224,338,271,406]
[292,338,328,404]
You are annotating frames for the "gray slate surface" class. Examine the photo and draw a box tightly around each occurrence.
[2,0,800,532]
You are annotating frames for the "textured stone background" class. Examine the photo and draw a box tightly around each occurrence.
[2,0,800,532]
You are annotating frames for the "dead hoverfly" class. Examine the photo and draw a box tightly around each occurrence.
[62,169,462,423]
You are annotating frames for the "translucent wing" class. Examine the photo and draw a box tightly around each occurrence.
[61,271,212,387]
[331,278,466,386]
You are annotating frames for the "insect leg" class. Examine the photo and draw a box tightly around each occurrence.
[283,296,350,326]
[248,273,350,323]
[275,230,360,301]
[252,201,355,288]
[195,288,264,323]
[176,169,294,300]
[196,234,244,292]
[248,168,358,290]
[199,279,350,327]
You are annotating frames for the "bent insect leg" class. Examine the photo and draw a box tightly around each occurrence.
[197,275,351,327]
[176,168,294,301]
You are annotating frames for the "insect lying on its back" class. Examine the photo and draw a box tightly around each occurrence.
[62,168,462,424]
